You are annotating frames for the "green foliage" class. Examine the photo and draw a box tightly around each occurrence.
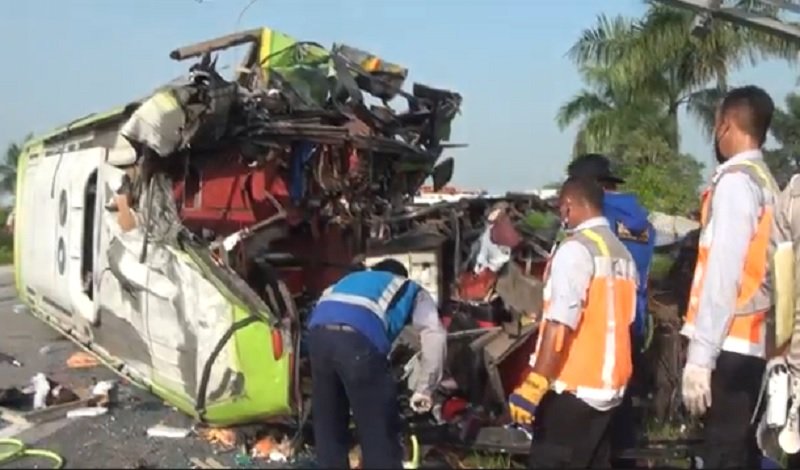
[566,2,796,148]
[611,130,704,214]
[650,253,676,282]
[557,1,796,215]
[1,133,31,197]
[522,210,558,231]
[0,208,13,266]
[765,92,800,188]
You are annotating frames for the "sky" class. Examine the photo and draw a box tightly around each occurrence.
[1,0,798,193]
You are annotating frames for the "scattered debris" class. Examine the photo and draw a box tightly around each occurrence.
[31,373,50,410]
[89,380,117,407]
[0,438,64,469]
[0,388,30,409]
[250,434,292,462]
[66,351,100,369]
[234,452,253,468]
[0,352,21,368]
[189,457,226,469]
[147,424,192,439]
[12,304,27,315]
[66,407,108,418]
[199,427,238,450]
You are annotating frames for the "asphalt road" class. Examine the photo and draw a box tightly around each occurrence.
[0,267,301,469]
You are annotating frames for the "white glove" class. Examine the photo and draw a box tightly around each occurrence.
[410,392,432,414]
[682,363,712,417]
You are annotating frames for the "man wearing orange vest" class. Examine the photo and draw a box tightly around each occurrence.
[680,85,780,469]
[508,176,638,468]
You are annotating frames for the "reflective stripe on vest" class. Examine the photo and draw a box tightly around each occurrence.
[532,226,637,405]
[317,274,408,326]
[681,159,778,358]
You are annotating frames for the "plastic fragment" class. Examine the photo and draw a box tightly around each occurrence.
[67,407,108,418]
[147,425,191,439]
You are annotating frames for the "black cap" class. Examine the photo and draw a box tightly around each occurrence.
[567,153,625,185]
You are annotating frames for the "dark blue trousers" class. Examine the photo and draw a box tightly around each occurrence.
[308,326,403,469]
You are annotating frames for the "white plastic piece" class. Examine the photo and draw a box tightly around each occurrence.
[67,407,108,418]
[767,365,790,428]
[31,373,50,410]
[92,380,116,397]
[268,451,288,463]
[147,425,191,439]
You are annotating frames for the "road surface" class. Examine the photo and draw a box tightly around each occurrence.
[0,266,298,469]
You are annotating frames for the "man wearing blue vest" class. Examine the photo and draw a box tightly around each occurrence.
[307,259,447,469]
[567,153,655,466]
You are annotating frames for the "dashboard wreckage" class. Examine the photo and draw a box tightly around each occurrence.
[13,27,562,455]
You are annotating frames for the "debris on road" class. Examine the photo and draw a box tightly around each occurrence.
[0,352,21,368]
[199,427,238,450]
[66,407,108,419]
[89,380,118,407]
[250,434,292,462]
[12,304,27,315]
[30,373,81,410]
[0,388,30,409]
[147,425,193,439]
[0,438,64,469]
[188,457,227,469]
[31,373,50,410]
[66,351,100,369]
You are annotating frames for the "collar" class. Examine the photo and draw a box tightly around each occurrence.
[715,149,763,177]
[570,216,609,233]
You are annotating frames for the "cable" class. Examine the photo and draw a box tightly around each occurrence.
[0,439,63,469]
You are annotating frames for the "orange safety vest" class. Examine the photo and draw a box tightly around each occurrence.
[532,224,637,405]
[681,159,778,358]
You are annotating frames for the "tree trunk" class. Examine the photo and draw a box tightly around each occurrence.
[667,103,680,151]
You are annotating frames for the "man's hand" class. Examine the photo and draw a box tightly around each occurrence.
[410,392,432,414]
[682,363,712,417]
[508,372,549,428]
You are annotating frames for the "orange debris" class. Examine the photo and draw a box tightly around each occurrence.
[199,428,237,449]
[66,351,99,369]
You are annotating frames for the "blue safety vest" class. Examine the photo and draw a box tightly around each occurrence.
[308,271,421,354]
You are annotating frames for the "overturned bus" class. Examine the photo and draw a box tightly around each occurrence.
[13,26,562,454]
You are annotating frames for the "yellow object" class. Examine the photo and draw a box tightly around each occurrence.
[402,435,420,469]
[774,241,795,350]
[508,372,549,426]
[0,439,63,469]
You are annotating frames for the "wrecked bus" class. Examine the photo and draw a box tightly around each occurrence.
[12,26,557,448]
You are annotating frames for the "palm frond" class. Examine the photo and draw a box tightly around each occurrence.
[556,90,613,130]
[684,86,726,138]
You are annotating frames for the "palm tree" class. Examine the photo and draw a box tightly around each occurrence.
[1,135,31,196]
[565,1,797,150]
[764,92,800,187]
[556,63,675,155]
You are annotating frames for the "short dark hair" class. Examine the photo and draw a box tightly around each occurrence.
[371,259,409,277]
[720,85,774,146]
[559,176,604,212]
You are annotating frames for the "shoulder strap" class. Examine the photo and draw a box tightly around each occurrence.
[714,159,778,193]
[577,228,610,257]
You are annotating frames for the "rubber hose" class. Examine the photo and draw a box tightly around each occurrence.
[402,435,420,469]
[0,439,63,469]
